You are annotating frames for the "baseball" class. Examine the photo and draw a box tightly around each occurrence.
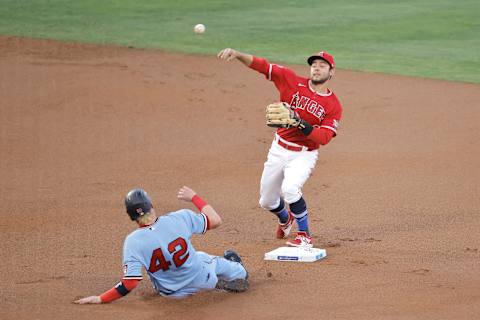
[194,24,206,34]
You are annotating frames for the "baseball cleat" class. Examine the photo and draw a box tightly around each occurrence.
[276,211,294,239]
[224,249,242,264]
[286,231,313,248]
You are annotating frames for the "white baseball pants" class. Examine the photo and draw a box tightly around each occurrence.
[259,138,318,209]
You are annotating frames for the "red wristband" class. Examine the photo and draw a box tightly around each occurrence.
[192,195,208,211]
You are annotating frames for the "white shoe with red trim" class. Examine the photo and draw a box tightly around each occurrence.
[276,211,294,239]
[286,231,313,248]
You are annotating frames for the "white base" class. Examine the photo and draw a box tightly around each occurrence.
[264,246,327,262]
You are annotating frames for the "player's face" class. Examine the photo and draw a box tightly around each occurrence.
[310,59,333,85]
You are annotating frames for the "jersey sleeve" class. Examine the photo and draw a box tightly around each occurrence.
[175,209,208,235]
[249,56,297,92]
[320,100,343,136]
[122,238,144,280]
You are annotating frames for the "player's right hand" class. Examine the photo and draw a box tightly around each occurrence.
[217,48,237,61]
[177,186,197,202]
[73,295,102,304]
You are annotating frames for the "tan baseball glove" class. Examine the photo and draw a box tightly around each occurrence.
[265,102,301,128]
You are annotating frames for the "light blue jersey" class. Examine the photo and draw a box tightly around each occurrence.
[122,209,209,294]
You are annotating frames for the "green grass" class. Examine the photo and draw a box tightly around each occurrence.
[1,0,479,83]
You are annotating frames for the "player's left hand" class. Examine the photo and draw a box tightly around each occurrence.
[266,102,301,128]
[73,295,102,304]
[177,186,197,202]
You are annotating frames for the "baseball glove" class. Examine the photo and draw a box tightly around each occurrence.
[266,102,300,128]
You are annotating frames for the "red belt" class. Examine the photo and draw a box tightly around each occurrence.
[277,139,306,152]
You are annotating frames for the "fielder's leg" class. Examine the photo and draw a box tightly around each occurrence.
[259,141,289,223]
[282,150,318,247]
[282,149,318,230]
[289,197,309,234]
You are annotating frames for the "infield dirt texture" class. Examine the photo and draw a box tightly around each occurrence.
[1,36,479,319]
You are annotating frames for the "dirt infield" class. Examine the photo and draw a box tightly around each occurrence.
[1,36,479,320]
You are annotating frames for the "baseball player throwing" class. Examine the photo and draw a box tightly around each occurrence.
[217,48,343,248]
[74,186,248,304]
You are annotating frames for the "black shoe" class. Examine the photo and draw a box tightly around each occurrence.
[224,249,242,264]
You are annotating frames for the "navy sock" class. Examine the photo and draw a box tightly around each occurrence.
[269,199,289,224]
[296,215,309,234]
[289,197,309,234]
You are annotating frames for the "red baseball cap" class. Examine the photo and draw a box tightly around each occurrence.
[307,51,335,68]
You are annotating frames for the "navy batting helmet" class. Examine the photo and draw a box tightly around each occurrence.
[125,188,153,221]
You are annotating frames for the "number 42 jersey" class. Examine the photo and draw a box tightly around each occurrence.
[121,209,208,293]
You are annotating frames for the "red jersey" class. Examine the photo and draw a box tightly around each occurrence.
[250,56,343,150]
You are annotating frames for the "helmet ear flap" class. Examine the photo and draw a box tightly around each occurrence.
[125,188,153,221]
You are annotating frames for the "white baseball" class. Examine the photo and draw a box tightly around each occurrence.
[194,24,206,34]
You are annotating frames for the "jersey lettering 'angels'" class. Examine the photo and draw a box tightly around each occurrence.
[290,92,326,119]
